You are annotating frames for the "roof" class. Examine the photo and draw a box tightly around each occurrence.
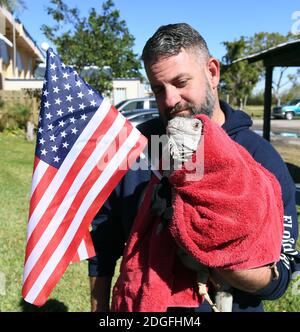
[233,39,300,67]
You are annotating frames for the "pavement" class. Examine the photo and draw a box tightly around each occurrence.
[251,119,300,136]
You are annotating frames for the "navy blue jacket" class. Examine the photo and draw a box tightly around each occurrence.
[89,101,300,312]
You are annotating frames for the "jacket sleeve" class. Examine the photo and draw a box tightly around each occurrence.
[250,137,300,300]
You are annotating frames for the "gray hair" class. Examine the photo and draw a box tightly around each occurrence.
[142,23,211,66]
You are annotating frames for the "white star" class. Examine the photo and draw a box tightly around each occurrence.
[77,91,84,99]
[64,83,71,91]
[43,78,47,85]
[39,138,45,145]
[38,127,44,134]
[55,98,62,105]
[68,106,75,113]
[79,103,86,110]
[81,114,87,121]
[41,148,48,156]
[54,156,61,163]
[49,134,56,142]
[62,141,69,149]
[45,112,53,120]
[63,72,70,79]
[49,51,55,58]
[70,117,76,124]
[39,116,42,122]
[44,101,51,108]
[43,90,49,96]
[53,86,60,93]
[71,127,78,135]
[51,145,58,152]
[59,120,66,127]
[50,63,57,70]
[75,80,82,87]
[88,89,94,95]
[61,131,67,138]
[90,100,96,107]
[51,74,58,82]
[62,63,66,68]
[57,109,63,116]
[66,95,73,102]
[48,123,54,130]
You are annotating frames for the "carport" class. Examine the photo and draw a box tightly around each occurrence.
[235,39,300,141]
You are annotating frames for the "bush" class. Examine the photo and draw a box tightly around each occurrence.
[0,103,31,131]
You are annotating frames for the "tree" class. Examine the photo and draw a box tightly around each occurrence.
[0,0,26,12]
[41,0,142,94]
[220,37,260,108]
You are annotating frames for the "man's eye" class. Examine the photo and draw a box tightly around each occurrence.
[177,81,187,87]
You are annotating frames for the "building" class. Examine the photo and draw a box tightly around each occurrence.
[0,6,45,90]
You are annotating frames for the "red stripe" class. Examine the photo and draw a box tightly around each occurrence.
[72,251,80,263]
[25,106,119,262]
[23,115,134,298]
[30,131,147,306]
[29,161,57,219]
[84,231,96,258]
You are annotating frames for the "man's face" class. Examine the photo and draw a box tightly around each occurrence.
[146,49,216,126]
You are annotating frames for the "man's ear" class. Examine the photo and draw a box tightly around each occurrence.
[207,57,220,90]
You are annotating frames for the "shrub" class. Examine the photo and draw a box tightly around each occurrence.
[0,103,31,131]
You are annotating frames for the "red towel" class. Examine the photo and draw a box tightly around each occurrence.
[111,114,284,312]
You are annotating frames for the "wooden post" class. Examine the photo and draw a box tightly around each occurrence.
[263,66,273,141]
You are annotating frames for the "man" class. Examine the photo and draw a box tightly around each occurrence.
[89,23,299,312]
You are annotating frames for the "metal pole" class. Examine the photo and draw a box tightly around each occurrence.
[12,12,16,77]
[263,66,273,141]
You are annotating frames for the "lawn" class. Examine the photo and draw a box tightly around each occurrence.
[0,132,299,312]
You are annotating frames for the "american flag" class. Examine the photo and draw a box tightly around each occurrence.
[22,48,147,306]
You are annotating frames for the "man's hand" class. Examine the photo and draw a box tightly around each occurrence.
[90,276,112,312]
[211,265,273,294]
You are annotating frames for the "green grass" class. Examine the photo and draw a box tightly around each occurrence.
[0,132,90,312]
[0,132,299,312]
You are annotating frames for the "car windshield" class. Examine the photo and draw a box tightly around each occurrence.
[115,100,127,109]
[287,99,300,105]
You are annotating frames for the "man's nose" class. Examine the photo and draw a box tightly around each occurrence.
[164,86,181,109]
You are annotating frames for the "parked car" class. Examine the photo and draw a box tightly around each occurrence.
[115,97,157,112]
[123,108,159,127]
[272,99,300,120]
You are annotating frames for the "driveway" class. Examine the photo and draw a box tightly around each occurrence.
[251,119,300,136]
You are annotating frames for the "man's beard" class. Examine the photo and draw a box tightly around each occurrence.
[163,82,216,125]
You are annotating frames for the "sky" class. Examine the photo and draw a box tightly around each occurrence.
[16,0,300,60]
[13,0,300,89]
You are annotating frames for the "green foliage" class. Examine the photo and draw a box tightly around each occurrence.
[41,0,142,94]
[0,96,4,109]
[0,103,31,131]
[220,32,299,107]
[0,0,26,12]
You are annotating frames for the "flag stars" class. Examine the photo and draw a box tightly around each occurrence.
[68,106,75,113]
[70,117,76,124]
[66,95,73,102]
[49,134,56,142]
[53,156,61,163]
[51,74,58,82]
[38,127,44,134]
[88,89,94,95]
[49,51,55,58]
[55,98,62,105]
[79,103,86,110]
[51,145,58,152]
[59,120,66,127]
[90,100,96,107]
[62,141,69,149]
[50,63,57,70]
[62,63,66,68]
[63,72,70,79]
[77,91,84,99]
[47,123,54,131]
[53,86,60,93]
[40,148,48,156]
[44,101,51,109]
[45,112,53,120]
[57,109,63,117]
[71,127,78,135]
[39,138,46,145]
[75,80,82,87]
[64,83,71,91]
[43,90,49,97]
[81,114,87,121]
[60,131,67,138]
